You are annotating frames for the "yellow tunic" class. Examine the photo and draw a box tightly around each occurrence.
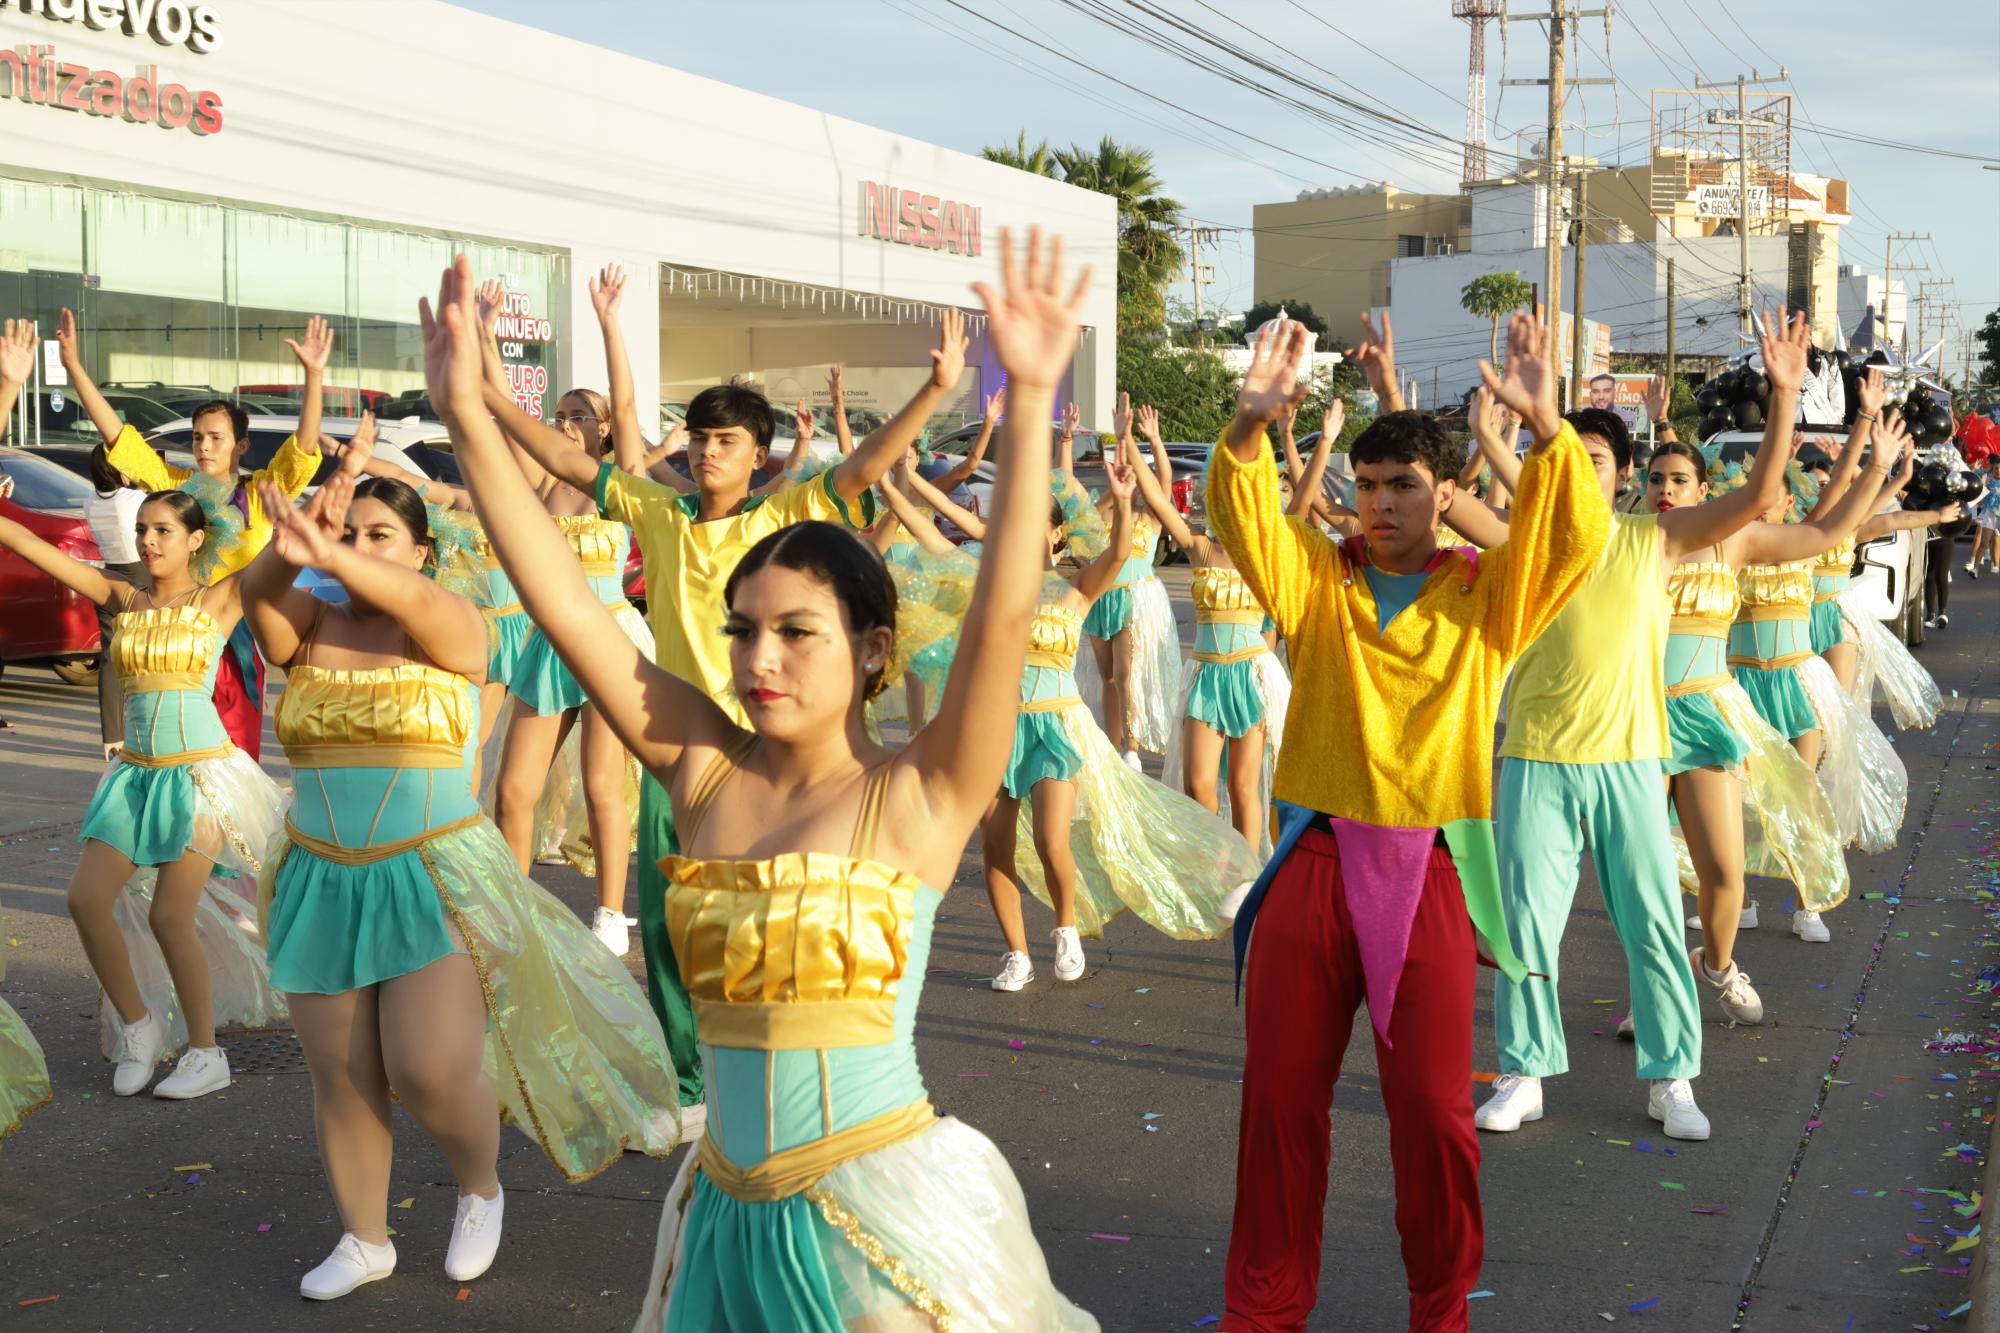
[105,424,319,577]
[1205,423,1609,828]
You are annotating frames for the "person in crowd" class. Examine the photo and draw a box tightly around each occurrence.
[242,469,678,1301]
[1206,307,1607,1332]
[82,442,151,757]
[436,236,1097,1330]
[1968,451,2000,575]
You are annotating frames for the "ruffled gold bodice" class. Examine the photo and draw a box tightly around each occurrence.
[1813,535,1858,577]
[662,853,926,1050]
[1666,561,1739,636]
[276,662,474,769]
[1026,603,1084,671]
[554,513,627,577]
[1737,560,1814,613]
[1126,516,1159,560]
[112,605,221,693]
[471,522,502,570]
[1191,566,1267,625]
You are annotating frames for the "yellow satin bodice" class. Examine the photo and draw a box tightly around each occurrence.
[275,662,475,769]
[1127,516,1159,560]
[1191,566,1266,624]
[1666,560,1739,632]
[1736,560,1814,612]
[1026,603,1084,671]
[112,605,221,692]
[1813,535,1858,576]
[553,513,627,576]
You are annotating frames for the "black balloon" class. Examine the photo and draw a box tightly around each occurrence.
[1736,399,1765,429]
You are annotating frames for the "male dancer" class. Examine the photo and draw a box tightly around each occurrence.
[1461,311,1807,1140]
[481,302,966,1130]
[59,309,326,757]
[1207,308,1607,1332]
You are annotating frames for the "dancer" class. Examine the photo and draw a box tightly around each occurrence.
[1841,493,1958,730]
[62,309,328,758]
[436,236,1096,1330]
[1208,309,1607,1332]
[242,471,678,1301]
[487,289,949,1133]
[0,334,286,1100]
[1969,452,1999,574]
[1077,396,1179,766]
[83,443,151,757]
[0,912,51,1146]
[1136,401,1293,854]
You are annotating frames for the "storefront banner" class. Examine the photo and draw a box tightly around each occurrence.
[762,364,980,422]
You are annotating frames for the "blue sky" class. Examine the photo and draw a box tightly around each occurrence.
[455,0,1998,373]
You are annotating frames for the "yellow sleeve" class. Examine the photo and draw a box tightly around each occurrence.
[1481,421,1612,659]
[1203,431,1329,640]
[257,434,321,501]
[595,459,680,527]
[104,423,186,493]
[780,467,876,530]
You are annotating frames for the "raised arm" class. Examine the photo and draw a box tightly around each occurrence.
[936,387,1002,490]
[1642,374,1677,447]
[828,311,967,505]
[1130,404,1198,552]
[431,257,731,774]
[0,509,124,607]
[905,229,1090,824]
[588,265,652,478]
[876,461,962,556]
[1208,319,1329,638]
[828,365,854,456]
[1468,386,1523,495]
[1658,309,1807,559]
[239,484,346,667]
[284,316,333,479]
[1290,399,1344,519]
[898,458,987,541]
[0,319,35,440]
[475,280,548,489]
[479,376,599,492]
[1073,441,1138,601]
[1356,310,1404,414]
[1856,499,1958,541]
[642,423,696,492]
[1056,400,1080,477]
[54,308,127,450]
[1737,413,1912,564]
[754,399,815,495]
[325,412,474,511]
[1808,368,1883,521]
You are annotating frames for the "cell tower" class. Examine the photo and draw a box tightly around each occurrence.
[1454,0,1503,184]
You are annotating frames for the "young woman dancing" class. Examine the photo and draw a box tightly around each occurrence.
[242,468,678,1300]
[1135,401,1293,855]
[438,234,1095,1328]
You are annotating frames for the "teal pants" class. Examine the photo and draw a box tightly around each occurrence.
[1492,757,1700,1081]
[638,774,704,1107]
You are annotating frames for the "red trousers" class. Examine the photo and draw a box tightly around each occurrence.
[1223,830,1482,1333]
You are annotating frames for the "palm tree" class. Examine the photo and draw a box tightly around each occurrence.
[981,131,1058,177]
[1461,271,1537,365]
[1053,137,1185,337]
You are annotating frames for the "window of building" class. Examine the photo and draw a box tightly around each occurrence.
[1397,234,1426,258]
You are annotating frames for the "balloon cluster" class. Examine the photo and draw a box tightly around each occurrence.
[1895,387,1956,448]
[1693,365,1772,439]
[1904,449,1983,515]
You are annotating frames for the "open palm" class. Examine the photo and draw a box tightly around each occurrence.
[1236,319,1311,423]
[0,319,35,384]
[971,228,1091,391]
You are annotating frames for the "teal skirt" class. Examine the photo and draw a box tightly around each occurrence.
[665,1177,862,1332]
[1184,658,1267,739]
[1004,709,1083,799]
[81,764,201,866]
[1666,691,1751,774]
[509,627,585,716]
[1082,586,1133,639]
[265,841,456,995]
[1809,600,1846,654]
[487,610,533,684]
[1732,664,1819,741]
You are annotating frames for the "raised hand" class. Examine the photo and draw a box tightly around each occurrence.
[984,386,1005,423]
[828,364,845,401]
[1111,390,1133,442]
[1937,500,1963,523]
[1233,318,1312,429]
[1060,400,1081,439]
[793,397,814,441]
[55,307,81,365]
[284,315,334,374]
[1642,374,1671,423]
[1477,305,1561,442]
[588,264,626,323]
[1758,306,1811,393]
[334,410,378,478]
[1104,434,1137,507]
[929,307,970,392]
[0,319,35,386]
[1355,309,1397,396]
[969,227,1091,391]
[1279,402,1299,437]
[1320,397,1346,442]
[1135,402,1162,444]
[418,255,487,418]
[1854,366,1886,417]
[476,279,506,335]
[260,478,345,570]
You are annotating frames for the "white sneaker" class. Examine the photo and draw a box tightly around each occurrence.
[1792,909,1830,943]
[443,1187,504,1282]
[1686,900,1758,932]
[153,1045,231,1099]
[1648,1078,1711,1140]
[1052,926,1086,982]
[300,1233,396,1300]
[1121,749,1144,772]
[1690,946,1765,1026]
[1616,1014,1635,1040]
[110,1011,167,1097]
[589,907,631,957]
[990,951,1034,992]
[1474,1073,1543,1131]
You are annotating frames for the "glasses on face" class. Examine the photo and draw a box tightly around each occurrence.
[553,412,601,427]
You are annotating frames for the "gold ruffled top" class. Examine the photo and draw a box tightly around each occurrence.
[276,663,476,770]
[1025,603,1084,671]
[1730,560,1814,668]
[112,605,223,693]
[1192,566,1268,624]
[1666,560,1739,635]
[1813,535,1858,577]
[1111,516,1160,588]
[554,514,628,576]
[1736,561,1814,613]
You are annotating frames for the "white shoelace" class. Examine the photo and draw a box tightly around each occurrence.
[1490,1072,1525,1098]
[115,1022,152,1064]
[457,1197,495,1236]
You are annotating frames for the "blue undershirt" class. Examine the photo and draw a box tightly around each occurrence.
[1361,567,1431,632]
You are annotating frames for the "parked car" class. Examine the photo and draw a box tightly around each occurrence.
[238,384,391,418]
[0,447,103,684]
[143,414,440,490]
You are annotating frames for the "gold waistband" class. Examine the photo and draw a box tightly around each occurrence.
[1812,591,1842,604]
[1192,646,1269,665]
[120,742,235,768]
[285,744,466,770]
[1668,615,1731,639]
[697,1099,935,1204]
[1729,651,1813,670]
[121,671,209,693]
[1666,672,1732,699]
[1196,608,1267,626]
[1023,651,1077,671]
[281,812,484,866]
[579,561,622,578]
[693,996,896,1050]
[1020,694,1080,715]
[482,602,523,620]
[1736,604,1809,623]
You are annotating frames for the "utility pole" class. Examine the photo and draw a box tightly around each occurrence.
[1186,221,1221,348]
[1664,257,1677,390]
[1880,231,1928,350]
[1570,168,1589,407]
[1694,70,1789,335]
[1502,0,1611,371]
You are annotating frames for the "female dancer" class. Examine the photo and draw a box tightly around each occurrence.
[1077,398,1179,766]
[0,468,284,1099]
[242,471,677,1301]
[437,235,1094,1328]
[0,917,50,1145]
[1138,402,1293,854]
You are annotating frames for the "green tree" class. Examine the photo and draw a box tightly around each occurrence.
[980,131,1057,177]
[1243,300,1329,338]
[1116,338,1235,443]
[1976,308,2000,391]
[1460,271,1536,365]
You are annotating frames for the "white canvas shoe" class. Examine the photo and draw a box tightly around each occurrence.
[443,1188,504,1282]
[1648,1078,1711,1141]
[153,1045,232,1100]
[1474,1073,1543,1132]
[990,951,1034,993]
[1792,909,1830,943]
[1051,926,1086,982]
[110,1011,167,1097]
[300,1234,396,1300]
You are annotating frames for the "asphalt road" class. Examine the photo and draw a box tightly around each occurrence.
[0,560,1995,1332]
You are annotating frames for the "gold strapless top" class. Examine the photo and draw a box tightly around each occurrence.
[1813,535,1857,577]
[1125,516,1158,560]
[276,662,474,769]
[661,853,925,1050]
[112,605,221,692]
[1191,566,1266,624]
[553,514,627,576]
[1737,560,1814,612]
[471,522,502,570]
[1026,603,1084,670]
[1666,561,1738,634]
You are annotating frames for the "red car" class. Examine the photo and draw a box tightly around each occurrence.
[0,446,103,684]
